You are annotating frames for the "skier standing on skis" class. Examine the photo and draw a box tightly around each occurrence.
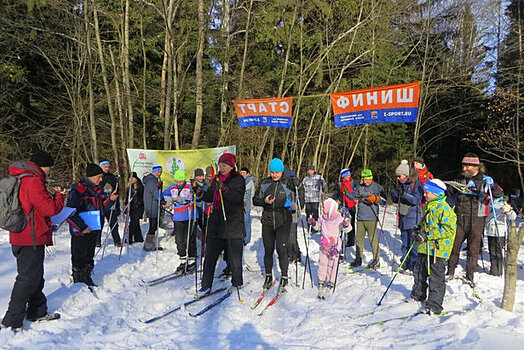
[446,153,502,286]
[308,198,350,298]
[410,178,456,315]
[125,172,144,244]
[162,169,198,274]
[485,191,516,276]
[1,150,65,331]
[332,168,356,247]
[197,153,245,295]
[301,165,326,228]
[143,166,164,251]
[253,158,303,292]
[346,169,386,269]
[67,163,118,287]
[390,160,423,274]
[239,167,256,246]
[98,160,121,247]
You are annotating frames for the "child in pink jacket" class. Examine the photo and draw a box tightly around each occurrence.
[309,198,351,298]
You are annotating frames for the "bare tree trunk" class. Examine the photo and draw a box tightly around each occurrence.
[140,14,147,149]
[192,0,205,149]
[502,221,524,311]
[93,1,118,167]
[237,0,253,98]
[123,0,134,148]
[83,0,97,161]
[108,45,123,176]
[218,0,231,146]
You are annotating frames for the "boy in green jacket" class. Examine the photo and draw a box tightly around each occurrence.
[411,178,457,315]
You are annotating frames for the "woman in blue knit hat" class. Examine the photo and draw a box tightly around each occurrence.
[253,158,303,293]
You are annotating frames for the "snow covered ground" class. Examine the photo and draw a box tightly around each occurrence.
[1,206,524,349]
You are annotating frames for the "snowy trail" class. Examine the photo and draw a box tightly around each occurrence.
[1,206,524,349]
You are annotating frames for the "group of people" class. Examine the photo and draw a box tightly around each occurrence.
[0,148,518,331]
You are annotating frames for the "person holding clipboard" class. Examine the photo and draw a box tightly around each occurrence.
[66,163,118,287]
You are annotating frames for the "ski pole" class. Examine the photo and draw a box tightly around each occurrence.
[391,195,401,275]
[332,234,341,293]
[155,186,162,265]
[377,240,416,306]
[301,216,313,289]
[192,191,198,293]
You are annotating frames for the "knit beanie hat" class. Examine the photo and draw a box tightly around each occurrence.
[461,152,480,166]
[152,165,163,173]
[413,156,424,164]
[340,168,351,179]
[205,166,214,176]
[99,160,111,167]
[307,165,315,171]
[240,167,249,173]
[174,169,186,182]
[218,153,236,168]
[269,158,285,172]
[361,168,373,180]
[30,150,54,167]
[194,168,204,177]
[86,163,103,177]
[395,160,410,176]
[323,198,339,220]
[424,178,447,196]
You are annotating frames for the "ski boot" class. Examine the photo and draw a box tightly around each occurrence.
[350,257,362,268]
[195,286,211,298]
[263,274,273,290]
[367,259,380,270]
[82,265,97,287]
[278,276,289,294]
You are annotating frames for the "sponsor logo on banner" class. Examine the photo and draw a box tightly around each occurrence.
[330,82,421,127]
[233,97,293,129]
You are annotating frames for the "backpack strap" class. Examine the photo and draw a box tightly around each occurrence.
[29,207,36,250]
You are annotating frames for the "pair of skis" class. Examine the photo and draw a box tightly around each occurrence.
[251,280,285,316]
[356,308,469,327]
[139,271,190,287]
[139,287,230,323]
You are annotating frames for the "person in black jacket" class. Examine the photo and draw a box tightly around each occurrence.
[98,160,121,247]
[126,172,144,244]
[67,163,118,286]
[446,153,502,286]
[196,153,246,296]
[253,158,303,293]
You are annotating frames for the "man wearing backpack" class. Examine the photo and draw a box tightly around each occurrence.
[1,150,65,331]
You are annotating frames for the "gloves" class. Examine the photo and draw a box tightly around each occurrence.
[191,181,202,195]
[483,175,494,187]
[342,219,350,228]
[328,245,339,258]
[217,181,227,192]
[413,229,426,242]
[397,186,404,196]
[366,195,380,203]
[157,181,163,190]
[307,217,316,226]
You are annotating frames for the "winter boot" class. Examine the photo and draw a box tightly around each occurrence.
[186,258,196,274]
[28,313,61,322]
[195,286,211,298]
[367,259,380,270]
[465,271,475,287]
[278,276,289,294]
[72,267,84,284]
[82,265,97,287]
[143,234,162,251]
[263,274,273,290]
[317,282,325,300]
[350,257,362,268]
[326,282,334,290]
[175,257,187,275]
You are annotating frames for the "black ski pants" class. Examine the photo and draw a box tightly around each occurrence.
[305,202,319,222]
[287,222,301,262]
[71,231,97,269]
[201,237,243,288]
[262,223,290,277]
[488,236,505,276]
[411,253,447,314]
[2,245,47,328]
[128,209,144,243]
[174,220,196,259]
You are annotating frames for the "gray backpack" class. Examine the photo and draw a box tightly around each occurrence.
[0,173,34,232]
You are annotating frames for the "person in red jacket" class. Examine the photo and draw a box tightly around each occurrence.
[412,156,434,186]
[1,150,65,331]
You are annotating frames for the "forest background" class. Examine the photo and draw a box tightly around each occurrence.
[0,0,522,206]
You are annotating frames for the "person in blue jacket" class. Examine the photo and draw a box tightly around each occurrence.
[390,160,423,273]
